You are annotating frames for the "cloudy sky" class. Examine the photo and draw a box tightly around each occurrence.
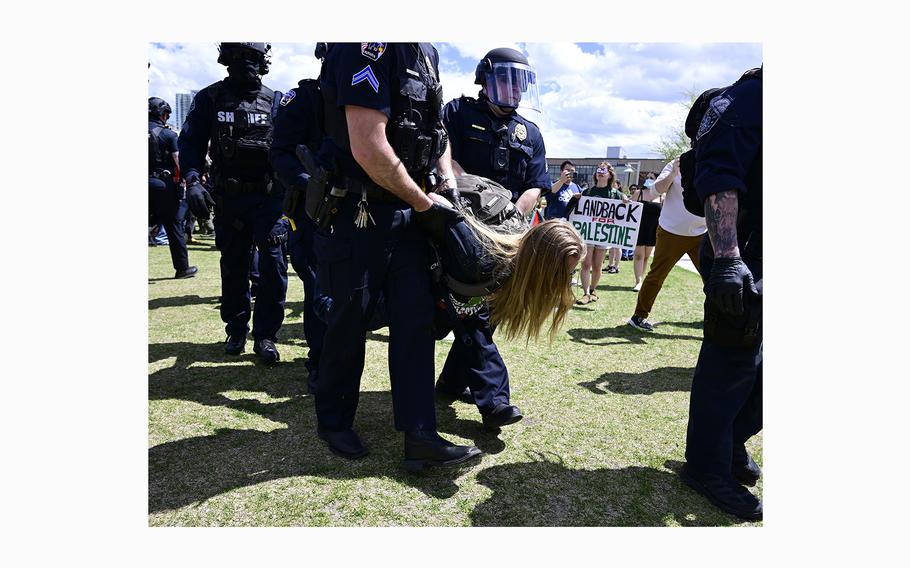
[149,42,761,159]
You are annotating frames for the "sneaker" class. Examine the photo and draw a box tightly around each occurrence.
[575,294,591,305]
[632,281,643,292]
[627,316,653,332]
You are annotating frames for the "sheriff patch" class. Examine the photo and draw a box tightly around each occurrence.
[279,89,296,107]
[352,66,380,93]
[697,94,732,140]
[361,42,386,61]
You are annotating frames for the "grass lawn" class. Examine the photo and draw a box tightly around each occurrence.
[148,234,762,526]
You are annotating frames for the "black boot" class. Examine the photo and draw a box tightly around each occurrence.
[253,339,280,365]
[481,404,523,431]
[680,463,762,521]
[317,426,368,460]
[402,431,482,473]
[732,445,762,487]
[174,266,198,279]
[224,333,247,355]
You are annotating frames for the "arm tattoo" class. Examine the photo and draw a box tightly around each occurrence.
[704,190,740,258]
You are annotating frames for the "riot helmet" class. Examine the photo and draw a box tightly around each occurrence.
[474,47,540,112]
[217,42,272,75]
[148,97,172,120]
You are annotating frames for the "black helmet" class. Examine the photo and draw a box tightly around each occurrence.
[217,42,272,75]
[474,47,539,112]
[148,97,172,120]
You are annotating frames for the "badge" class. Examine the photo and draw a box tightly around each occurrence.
[697,94,732,140]
[513,123,527,142]
[361,42,386,61]
[279,89,296,107]
[352,65,380,93]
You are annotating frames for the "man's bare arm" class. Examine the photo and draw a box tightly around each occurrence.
[515,187,542,216]
[346,105,434,212]
[704,189,740,258]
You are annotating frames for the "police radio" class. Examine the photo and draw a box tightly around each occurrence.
[493,125,510,172]
[392,110,432,172]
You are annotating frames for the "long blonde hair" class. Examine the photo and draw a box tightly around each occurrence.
[461,215,585,342]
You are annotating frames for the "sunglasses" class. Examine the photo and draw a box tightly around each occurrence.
[595,168,611,174]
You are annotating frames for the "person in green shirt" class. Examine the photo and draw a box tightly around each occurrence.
[576,162,629,304]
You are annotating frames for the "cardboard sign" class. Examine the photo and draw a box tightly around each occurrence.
[567,196,643,251]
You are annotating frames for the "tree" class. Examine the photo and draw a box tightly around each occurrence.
[652,89,699,162]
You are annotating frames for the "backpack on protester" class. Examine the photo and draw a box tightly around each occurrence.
[679,68,762,217]
[148,125,165,175]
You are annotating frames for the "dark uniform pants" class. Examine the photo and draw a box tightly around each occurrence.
[289,213,326,393]
[438,309,510,413]
[685,236,762,477]
[314,194,436,433]
[213,190,289,341]
[148,176,190,272]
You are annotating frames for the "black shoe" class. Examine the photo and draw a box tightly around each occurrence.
[435,384,474,404]
[732,445,762,487]
[402,430,482,472]
[481,404,523,431]
[253,339,280,365]
[627,315,654,332]
[174,266,198,279]
[317,427,369,460]
[224,334,247,355]
[680,464,762,521]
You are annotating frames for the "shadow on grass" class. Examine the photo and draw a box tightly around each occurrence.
[658,320,703,330]
[149,343,476,512]
[470,454,747,526]
[148,295,220,310]
[579,366,693,395]
[566,325,701,346]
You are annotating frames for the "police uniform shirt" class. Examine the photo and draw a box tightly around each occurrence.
[321,42,440,182]
[271,79,323,190]
[149,120,179,173]
[442,95,550,202]
[178,79,276,183]
[693,75,762,236]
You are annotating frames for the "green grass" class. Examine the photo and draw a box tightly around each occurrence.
[148,235,762,526]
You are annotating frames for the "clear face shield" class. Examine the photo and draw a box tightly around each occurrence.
[483,61,540,112]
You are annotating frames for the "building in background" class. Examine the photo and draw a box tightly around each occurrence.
[170,91,198,130]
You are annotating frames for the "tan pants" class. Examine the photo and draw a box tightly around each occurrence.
[634,225,704,319]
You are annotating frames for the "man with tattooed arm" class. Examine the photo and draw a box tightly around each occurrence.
[678,68,763,522]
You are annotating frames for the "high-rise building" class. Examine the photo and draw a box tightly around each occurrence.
[171,90,198,130]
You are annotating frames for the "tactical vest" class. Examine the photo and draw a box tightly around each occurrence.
[454,96,536,198]
[207,81,275,183]
[148,124,166,175]
[321,43,447,181]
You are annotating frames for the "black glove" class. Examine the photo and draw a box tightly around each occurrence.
[415,203,464,243]
[186,181,215,220]
[704,257,758,316]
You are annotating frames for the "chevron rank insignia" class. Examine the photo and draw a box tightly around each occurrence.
[352,65,380,93]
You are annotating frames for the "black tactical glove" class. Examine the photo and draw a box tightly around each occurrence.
[415,203,464,243]
[704,256,759,316]
[186,181,215,220]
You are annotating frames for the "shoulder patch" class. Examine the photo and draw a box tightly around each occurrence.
[279,89,297,107]
[361,42,386,61]
[697,94,732,140]
[352,66,380,93]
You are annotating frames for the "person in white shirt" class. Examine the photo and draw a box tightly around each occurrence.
[627,157,707,332]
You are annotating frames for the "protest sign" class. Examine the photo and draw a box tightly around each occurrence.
[567,196,643,251]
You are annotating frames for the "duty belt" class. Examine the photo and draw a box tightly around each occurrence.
[344,177,402,203]
[223,178,272,195]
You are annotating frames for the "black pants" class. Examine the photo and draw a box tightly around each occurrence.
[685,236,762,477]
[148,176,189,272]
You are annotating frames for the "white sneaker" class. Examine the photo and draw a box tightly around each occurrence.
[632,281,642,292]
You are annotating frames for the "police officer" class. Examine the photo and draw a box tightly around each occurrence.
[434,48,550,429]
[315,42,481,470]
[270,61,328,394]
[148,97,197,279]
[680,67,763,521]
[178,42,288,365]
